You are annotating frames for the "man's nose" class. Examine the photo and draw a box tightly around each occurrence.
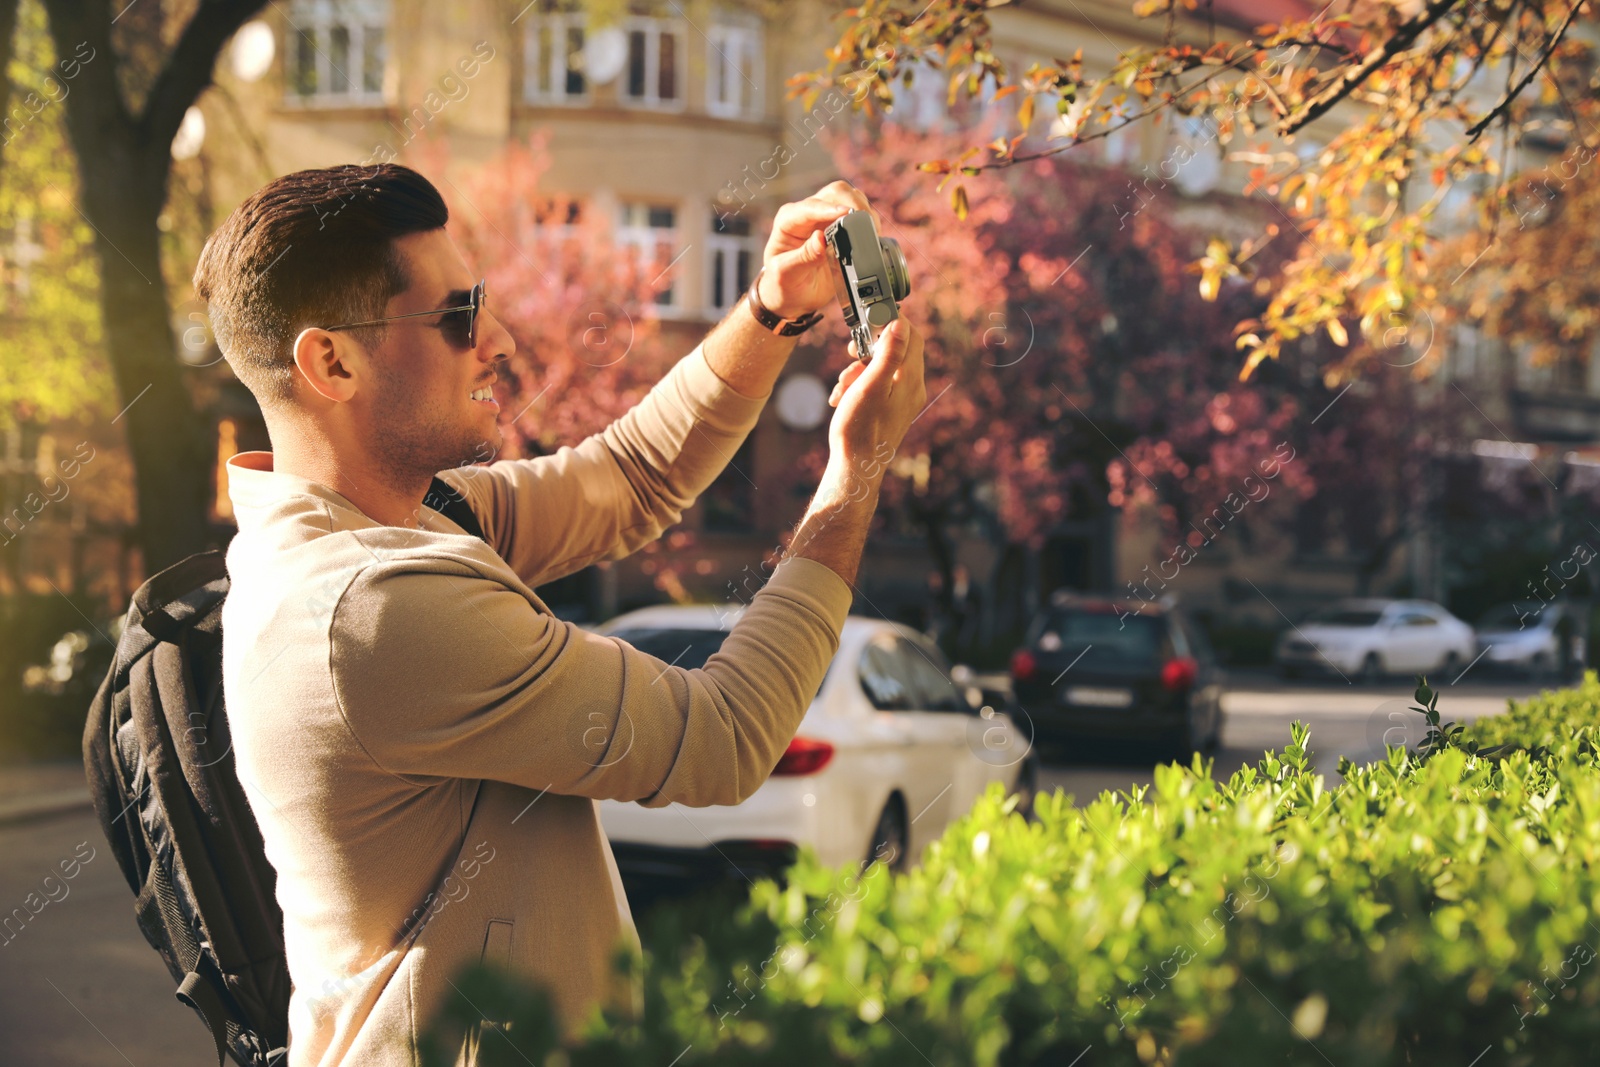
[479,309,516,362]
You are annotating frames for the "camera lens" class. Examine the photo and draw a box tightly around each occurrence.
[880,238,911,301]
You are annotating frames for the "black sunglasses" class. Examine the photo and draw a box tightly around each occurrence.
[323,278,486,350]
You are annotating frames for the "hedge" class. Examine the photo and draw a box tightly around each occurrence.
[425,674,1600,1066]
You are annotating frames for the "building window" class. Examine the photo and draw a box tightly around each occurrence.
[705,16,761,119]
[536,198,584,239]
[888,58,949,132]
[618,201,679,307]
[706,211,756,316]
[285,0,387,105]
[622,16,684,109]
[524,3,589,104]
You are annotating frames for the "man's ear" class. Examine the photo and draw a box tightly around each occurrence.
[292,327,361,403]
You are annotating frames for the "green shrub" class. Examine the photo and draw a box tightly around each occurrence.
[426,676,1600,1066]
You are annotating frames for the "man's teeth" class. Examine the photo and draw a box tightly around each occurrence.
[470,387,493,401]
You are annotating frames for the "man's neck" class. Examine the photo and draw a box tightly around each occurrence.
[268,433,430,530]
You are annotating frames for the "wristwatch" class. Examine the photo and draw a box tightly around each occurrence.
[745,268,824,337]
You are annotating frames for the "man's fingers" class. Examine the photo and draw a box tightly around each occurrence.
[816,179,877,224]
[767,228,828,271]
[779,181,884,235]
[829,360,867,406]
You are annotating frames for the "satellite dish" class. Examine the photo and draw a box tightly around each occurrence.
[585,26,628,85]
[776,374,829,432]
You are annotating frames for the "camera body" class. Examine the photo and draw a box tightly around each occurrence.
[824,209,912,363]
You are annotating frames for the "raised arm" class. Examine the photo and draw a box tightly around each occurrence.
[434,340,771,590]
[433,181,891,590]
[332,315,926,807]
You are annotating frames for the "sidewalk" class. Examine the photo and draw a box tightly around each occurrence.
[0,759,91,826]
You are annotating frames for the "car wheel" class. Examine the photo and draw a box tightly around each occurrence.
[1011,751,1040,822]
[1439,651,1461,681]
[866,796,909,873]
[1530,652,1550,683]
[1281,664,1302,681]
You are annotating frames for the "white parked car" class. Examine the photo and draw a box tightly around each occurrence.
[1275,598,1476,683]
[1476,601,1586,680]
[592,605,1038,885]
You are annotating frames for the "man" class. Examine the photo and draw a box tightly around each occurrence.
[193,163,925,1066]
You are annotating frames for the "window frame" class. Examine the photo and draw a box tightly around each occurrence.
[620,14,687,112]
[705,210,757,317]
[617,200,681,308]
[883,56,949,132]
[283,0,388,107]
[522,5,592,105]
[705,15,763,120]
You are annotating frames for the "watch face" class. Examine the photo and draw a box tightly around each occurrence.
[775,374,829,431]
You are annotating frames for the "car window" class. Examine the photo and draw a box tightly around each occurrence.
[858,635,915,711]
[1398,611,1438,627]
[1033,609,1167,664]
[1479,602,1546,630]
[1164,615,1193,658]
[1171,613,1211,663]
[1306,606,1386,626]
[897,637,969,712]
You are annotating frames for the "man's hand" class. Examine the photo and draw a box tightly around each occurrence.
[787,317,925,588]
[756,180,885,321]
[826,317,925,477]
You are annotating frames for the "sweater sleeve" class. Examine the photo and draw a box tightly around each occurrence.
[433,342,766,590]
[327,553,852,807]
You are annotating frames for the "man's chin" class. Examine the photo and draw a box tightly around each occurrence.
[451,427,501,470]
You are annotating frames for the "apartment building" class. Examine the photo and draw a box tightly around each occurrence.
[204,0,1215,628]
[178,0,1582,642]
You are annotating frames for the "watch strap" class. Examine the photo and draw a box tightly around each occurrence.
[746,268,824,336]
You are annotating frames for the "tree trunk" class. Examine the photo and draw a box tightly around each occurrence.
[81,154,214,574]
[41,0,242,577]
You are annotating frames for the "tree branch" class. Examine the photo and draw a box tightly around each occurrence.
[39,0,133,142]
[1466,0,1587,140]
[1276,0,1463,137]
[138,0,270,154]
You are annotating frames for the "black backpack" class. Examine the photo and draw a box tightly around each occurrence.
[82,478,485,1066]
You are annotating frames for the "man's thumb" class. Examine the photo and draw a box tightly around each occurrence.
[860,321,907,385]
[873,319,910,365]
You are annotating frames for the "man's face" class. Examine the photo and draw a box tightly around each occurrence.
[358,228,516,479]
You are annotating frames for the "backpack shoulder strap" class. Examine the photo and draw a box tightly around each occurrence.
[424,475,487,543]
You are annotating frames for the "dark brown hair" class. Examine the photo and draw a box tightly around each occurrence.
[193,163,449,407]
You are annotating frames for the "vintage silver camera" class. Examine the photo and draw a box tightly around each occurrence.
[824,209,911,363]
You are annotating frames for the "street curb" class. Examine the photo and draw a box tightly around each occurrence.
[0,787,93,827]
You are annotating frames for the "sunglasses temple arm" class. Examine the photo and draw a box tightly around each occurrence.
[325,304,474,331]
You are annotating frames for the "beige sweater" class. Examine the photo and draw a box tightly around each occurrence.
[221,341,853,1066]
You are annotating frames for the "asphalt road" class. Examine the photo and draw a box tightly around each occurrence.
[1034,671,1548,805]
[0,674,1551,1066]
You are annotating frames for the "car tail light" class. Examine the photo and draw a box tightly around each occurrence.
[1010,648,1037,682]
[735,839,796,852]
[772,736,834,776]
[1161,656,1198,692]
